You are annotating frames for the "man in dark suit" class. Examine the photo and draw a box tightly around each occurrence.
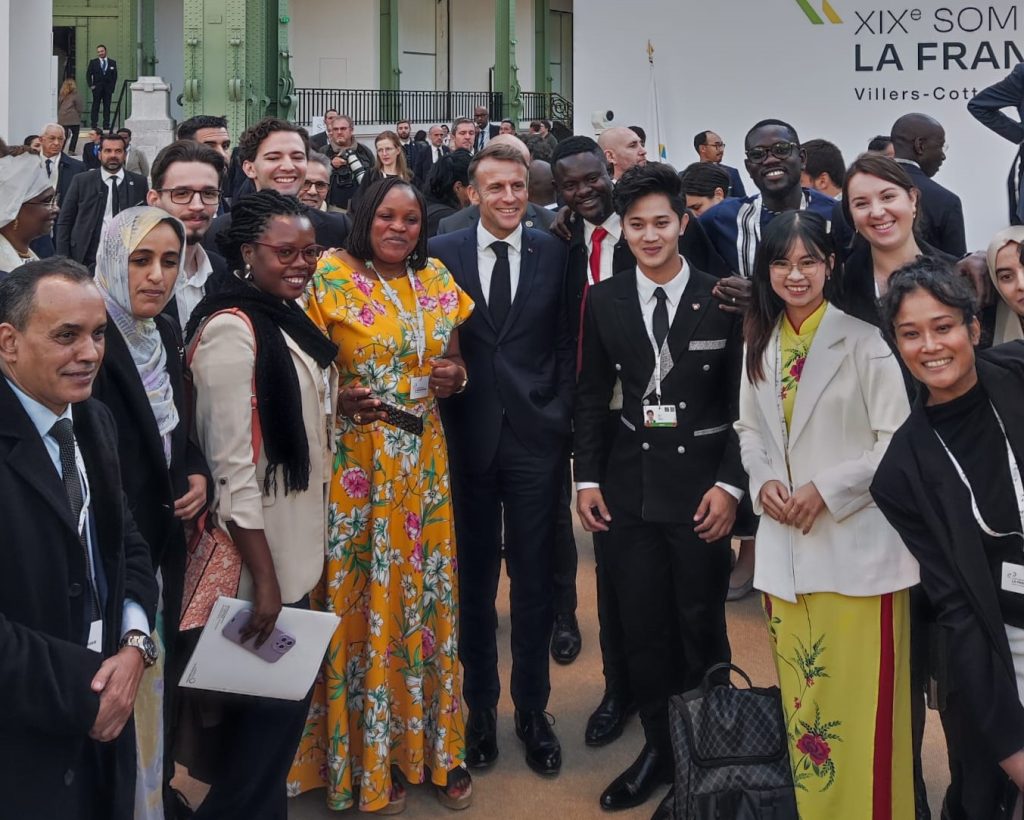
[147,140,231,330]
[309,108,338,153]
[693,129,746,198]
[473,106,502,153]
[87,45,118,130]
[202,117,350,255]
[426,125,451,166]
[969,63,1024,223]
[56,133,149,269]
[575,163,744,819]
[33,123,85,258]
[891,113,966,258]
[396,119,430,187]
[428,141,572,777]
[0,258,159,819]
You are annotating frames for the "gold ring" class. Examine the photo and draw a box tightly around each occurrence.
[731,295,736,303]
[354,412,362,424]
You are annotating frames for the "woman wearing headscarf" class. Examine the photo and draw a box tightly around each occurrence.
[182,190,338,819]
[986,227,1024,346]
[91,206,210,819]
[0,152,58,272]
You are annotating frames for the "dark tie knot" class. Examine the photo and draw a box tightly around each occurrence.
[654,287,668,303]
[491,240,509,260]
[49,417,75,447]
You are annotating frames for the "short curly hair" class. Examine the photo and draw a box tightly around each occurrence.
[236,117,309,165]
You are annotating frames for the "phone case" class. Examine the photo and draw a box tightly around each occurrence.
[221,608,297,663]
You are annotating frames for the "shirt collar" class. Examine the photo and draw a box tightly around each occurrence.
[477,221,523,254]
[635,257,689,306]
[584,212,621,245]
[895,158,920,170]
[4,376,72,441]
[104,168,125,183]
[183,242,214,286]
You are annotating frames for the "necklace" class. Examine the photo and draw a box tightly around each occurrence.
[365,260,427,368]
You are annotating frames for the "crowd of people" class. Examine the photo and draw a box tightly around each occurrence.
[7,62,1024,820]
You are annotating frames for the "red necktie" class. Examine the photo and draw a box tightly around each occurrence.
[578,227,610,374]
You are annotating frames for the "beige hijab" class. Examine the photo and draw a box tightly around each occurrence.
[986,227,1024,345]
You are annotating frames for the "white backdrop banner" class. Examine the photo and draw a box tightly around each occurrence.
[573,0,1024,248]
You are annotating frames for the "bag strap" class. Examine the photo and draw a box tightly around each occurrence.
[701,662,754,692]
[186,308,262,535]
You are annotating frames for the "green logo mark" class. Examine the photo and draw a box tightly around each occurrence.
[795,0,843,24]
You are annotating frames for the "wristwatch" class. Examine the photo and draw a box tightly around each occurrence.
[119,630,158,668]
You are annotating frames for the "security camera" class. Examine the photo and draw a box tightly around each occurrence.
[592,109,615,132]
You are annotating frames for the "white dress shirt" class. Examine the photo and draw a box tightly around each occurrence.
[5,377,150,640]
[584,213,622,285]
[174,243,216,331]
[102,167,126,226]
[476,221,523,305]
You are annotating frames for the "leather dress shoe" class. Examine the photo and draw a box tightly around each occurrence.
[650,786,675,820]
[600,744,672,811]
[550,612,582,664]
[465,708,498,769]
[585,691,636,747]
[514,710,562,775]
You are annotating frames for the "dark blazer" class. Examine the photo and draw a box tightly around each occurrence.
[82,142,101,170]
[203,205,350,256]
[429,226,573,473]
[0,378,158,820]
[55,169,149,268]
[87,57,118,92]
[897,161,967,258]
[563,216,637,342]
[723,164,746,198]
[969,63,1024,222]
[436,201,556,234]
[574,266,744,523]
[309,130,330,152]
[50,152,86,204]
[403,141,431,186]
[871,343,1024,820]
[159,249,230,329]
[427,143,451,165]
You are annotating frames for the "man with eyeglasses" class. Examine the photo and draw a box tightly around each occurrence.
[147,140,231,330]
[298,152,331,211]
[890,113,966,257]
[693,130,746,198]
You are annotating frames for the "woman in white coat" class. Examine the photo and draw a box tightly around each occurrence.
[735,211,919,820]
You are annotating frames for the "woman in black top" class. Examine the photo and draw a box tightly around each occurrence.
[423,149,472,238]
[872,258,1024,819]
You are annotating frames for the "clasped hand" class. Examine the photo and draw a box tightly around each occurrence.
[89,647,146,742]
[759,480,826,534]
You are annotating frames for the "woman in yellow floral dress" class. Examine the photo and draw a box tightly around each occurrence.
[291,177,474,813]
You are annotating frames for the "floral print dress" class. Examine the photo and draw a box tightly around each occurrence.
[765,301,913,820]
[288,255,473,812]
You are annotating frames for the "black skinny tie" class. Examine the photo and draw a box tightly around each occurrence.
[109,176,121,216]
[489,241,512,329]
[49,419,100,620]
[652,287,669,351]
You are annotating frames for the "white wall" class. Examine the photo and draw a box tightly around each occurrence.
[154,0,184,121]
[291,0,378,90]
[0,0,54,142]
[574,0,1022,248]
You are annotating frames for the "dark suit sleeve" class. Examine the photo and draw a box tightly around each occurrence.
[728,166,746,198]
[872,470,1024,762]
[86,59,97,89]
[968,64,1024,145]
[120,492,158,625]
[715,313,745,491]
[55,173,83,256]
[550,241,574,413]
[573,294,616,484]
[680,212,730,279]
[109,60,117,88]
[939,194,967,259]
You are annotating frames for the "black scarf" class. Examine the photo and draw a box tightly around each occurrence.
[185,273,337,495]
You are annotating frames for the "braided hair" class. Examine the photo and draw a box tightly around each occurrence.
[216,189,305,272]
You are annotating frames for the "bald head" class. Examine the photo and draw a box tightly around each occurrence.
[598,126,647,180]
[528,159,556,207]
[488,133,530,163]
[891,113,946,177]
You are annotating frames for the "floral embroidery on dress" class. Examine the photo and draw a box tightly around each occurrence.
[780,341,810,402]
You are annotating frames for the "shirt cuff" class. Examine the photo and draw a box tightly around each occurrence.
[715,481,745,502]
[575,482,601,491]
[121,600,152,640]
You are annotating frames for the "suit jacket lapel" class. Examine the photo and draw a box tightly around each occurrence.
[457,232,495,334]
[788,305,846,449]
[645,270,711,395]
[611,271,654,380]
[500,232,537,339]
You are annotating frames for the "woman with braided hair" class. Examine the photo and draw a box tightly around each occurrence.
[180,189,339,819]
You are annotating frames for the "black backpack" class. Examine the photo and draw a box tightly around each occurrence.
[668,663,799,820]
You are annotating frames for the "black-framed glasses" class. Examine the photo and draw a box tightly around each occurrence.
[154,187,222,205]
[250,241,325,265]
[745,141,798,163]
[301,180,329,192]
[708,141,725,149]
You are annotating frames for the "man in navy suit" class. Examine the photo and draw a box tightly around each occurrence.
[969,63,1024,223]
[86,45,118,130]
[428,141,572,778]
[33,123,84,258]
[694,129,746,198]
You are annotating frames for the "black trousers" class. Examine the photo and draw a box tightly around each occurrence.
[452,418,563,712]
[63,124,80,154]
[604,503,731,754]
[91,88,113,128]
[593,528,630,697]
[553,456,578,616]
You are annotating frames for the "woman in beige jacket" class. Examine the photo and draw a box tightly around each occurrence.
[182,190,338,819]
[58,78,84,153]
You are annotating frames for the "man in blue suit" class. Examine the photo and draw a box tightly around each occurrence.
[428,141,572,778]
[970,62,1024,224]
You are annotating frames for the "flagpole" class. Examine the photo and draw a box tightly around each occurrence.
[647,40,665,160]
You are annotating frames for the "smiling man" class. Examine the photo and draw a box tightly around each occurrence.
[428,141,572,779]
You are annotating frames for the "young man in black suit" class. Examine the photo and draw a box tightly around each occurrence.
[87,44,118,130]
[575,163,745,819]
[0,259,158,819]
[396,119,430,187]
[56,133,149,268]
[428,141,572,777]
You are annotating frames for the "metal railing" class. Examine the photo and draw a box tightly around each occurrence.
[293,88,573,129]
[107,79,132,132]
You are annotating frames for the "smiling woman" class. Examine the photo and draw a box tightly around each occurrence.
[0,152,57,272]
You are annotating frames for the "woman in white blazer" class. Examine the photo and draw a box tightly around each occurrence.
[181,191,339,820]
[735,211,918,820]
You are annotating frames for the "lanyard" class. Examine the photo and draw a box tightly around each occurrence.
[771,324,793,488]
[645,308,668,403]
[935,403,1024,540]
[367,262,426,368]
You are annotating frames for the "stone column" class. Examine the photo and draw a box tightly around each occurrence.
[124,76,176,174]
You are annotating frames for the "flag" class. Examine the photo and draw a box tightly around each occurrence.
[647,41,667,161]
